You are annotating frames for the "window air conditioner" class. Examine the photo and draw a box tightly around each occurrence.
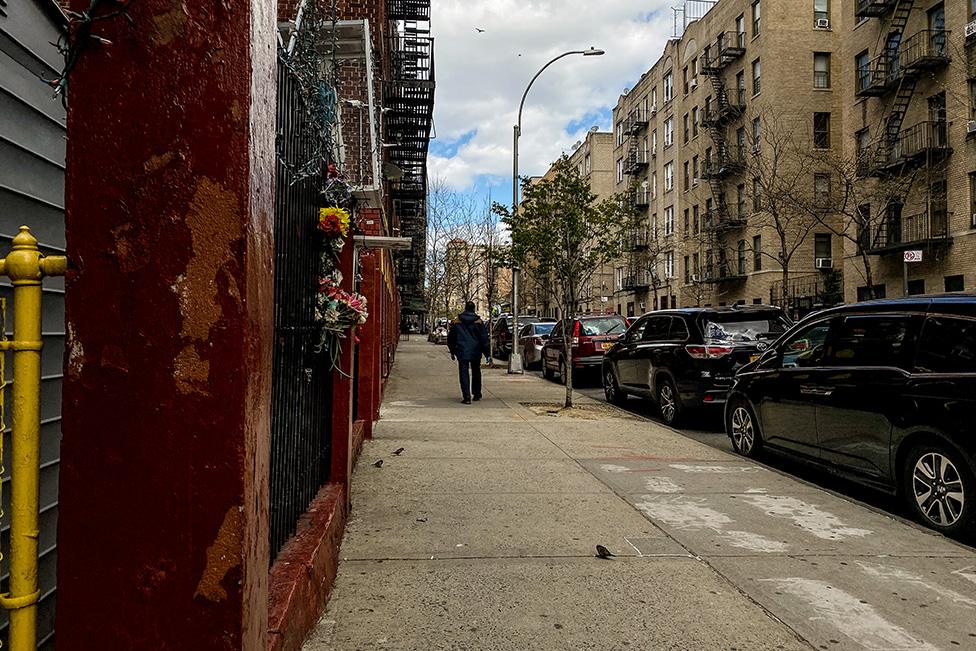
[691,273,701,283]
[752,144,761,154]
[650,104,658,116]
[815,18,830,29]
[967,120,976,136]
[966,19,976,39]
[815,257,833,270]
[690,78,698,90]
[971,213,976,229]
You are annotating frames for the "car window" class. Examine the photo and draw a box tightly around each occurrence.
[550,321,563,338]
[642,317,672,342]
[780,320,832,368]
[913,316,976,374]
[822,315,917,370]
[518,324,532,337]
[534,323,555,336]
[702,313,789,343]
[669,317,690,342]
[581,317,628,336]
[627,318,649,342]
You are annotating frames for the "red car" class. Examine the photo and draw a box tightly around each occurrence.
[542,315,629,383]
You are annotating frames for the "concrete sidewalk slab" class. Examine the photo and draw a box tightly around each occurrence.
[340,492,678,560]
[312,557,809,651]
[360,427,566,460]
[530,419,729,461]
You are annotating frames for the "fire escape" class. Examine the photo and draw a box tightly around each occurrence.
[621,106,652,293]
[854,0,953,257]
[700,31,747,286]
[386,0,435,312]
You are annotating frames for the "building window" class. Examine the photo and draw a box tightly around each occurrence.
[651,129,658,155]
[651,87,658,110]
[693,252,700,276]
[737,240,747,275]
[684,255,691,284]
[664,162,674,192]
[752,116,762,151]
[683,113,690,143]
[857,204,871,251]
[584,154,591,174]
[683,66,689,95]
[814,53,831,88]
[814,233,831,261]
[813,112,830,149]
[736,126,746,158]
[814,173,831,204]
[664,71,674,102]
[856,128,871,175]
[692,107,699,137]
[753,235,762,270]
[753,177,762,211]
[752,58,761,95]
[693,205,700,233]
[616,158,624,183]
[683,161,690,191]
[752,0,761,36]
[616,120,624,146]
[736,13,746,37]
[736,184,746,216]
[664,117,674,146]
[945,275,965,292]
[907,279,925,296]
[665,251,675,278]
[664,206,675,234]
[651,171,658,198]
[683,209,690,237]
[692,155,699,184]
[814,0,829,25]
[736,70,746,103]
[855,50,870,93]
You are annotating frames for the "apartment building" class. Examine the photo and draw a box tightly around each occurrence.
[526,129,619,317]
[841,0,976,301]
[612,0,847,317]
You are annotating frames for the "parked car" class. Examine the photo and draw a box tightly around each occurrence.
[517,322,557,369]
[492,315,554,359]
[543,315,629,383]
[601,305,790,426]
[724,295,976,537]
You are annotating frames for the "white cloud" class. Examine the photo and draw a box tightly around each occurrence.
[428,0,675,193]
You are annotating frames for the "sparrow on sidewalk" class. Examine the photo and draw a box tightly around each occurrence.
[393,447,405,456]
[595,545,615,559]
[373,459,383,468]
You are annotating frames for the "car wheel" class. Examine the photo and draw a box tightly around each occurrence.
[657,378,682,427]
[604,367,627,405]
[558,359,568,385]
[543,360,555,381]
[726,399,763,458]
[903,442,975,537]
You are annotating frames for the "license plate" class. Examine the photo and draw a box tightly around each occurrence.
[749,354,760,363]
[601,342,614,351]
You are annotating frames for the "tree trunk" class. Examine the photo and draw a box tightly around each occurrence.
[562,300,574,409]
[860,250,876,300]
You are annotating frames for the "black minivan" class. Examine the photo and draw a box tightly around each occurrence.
[725,295,976,537]
[602,305,790,426]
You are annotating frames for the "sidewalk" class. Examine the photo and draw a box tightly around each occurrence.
[304,339,976,651]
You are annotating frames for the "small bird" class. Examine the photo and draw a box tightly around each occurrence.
[373,459,384,468]
[475,28,485,33]
[393,447,405,456]
[595,545,615,559]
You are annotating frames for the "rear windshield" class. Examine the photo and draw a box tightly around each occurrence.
[534,323,555,335]
[702,314,788,343]
[580,317,628,336]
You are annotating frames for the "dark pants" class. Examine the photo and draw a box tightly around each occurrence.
[458,359,482,399]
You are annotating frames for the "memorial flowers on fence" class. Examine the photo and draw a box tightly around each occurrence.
[316,273,368,369]
[318,206,351,256]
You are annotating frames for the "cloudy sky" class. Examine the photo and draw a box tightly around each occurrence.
[428,0,677,208]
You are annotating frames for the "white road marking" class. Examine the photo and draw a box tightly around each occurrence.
[952,566,976,587]
[741,494,872,541]
[635,496,788,553]
[669,463,764,474]
[644,477,683,493]
[857,561,976,608]
[599,463,630,474]
[760,578,938,650]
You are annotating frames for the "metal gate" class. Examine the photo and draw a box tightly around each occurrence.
[268,57,334,560]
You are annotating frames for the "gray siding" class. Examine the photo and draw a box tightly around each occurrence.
[0,1,65,648]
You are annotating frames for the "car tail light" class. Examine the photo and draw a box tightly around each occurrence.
[685,344,734,359]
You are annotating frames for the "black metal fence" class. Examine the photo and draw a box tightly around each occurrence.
[269,57,334,560]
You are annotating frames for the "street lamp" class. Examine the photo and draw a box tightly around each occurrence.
[509,47,605,374]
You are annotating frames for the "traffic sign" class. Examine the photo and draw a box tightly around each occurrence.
[904,250,923,263]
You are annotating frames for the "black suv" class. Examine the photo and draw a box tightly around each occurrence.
[725,295,976,537]
[602,305,790,425]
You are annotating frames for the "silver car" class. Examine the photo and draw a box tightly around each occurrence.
[518,322,557,369]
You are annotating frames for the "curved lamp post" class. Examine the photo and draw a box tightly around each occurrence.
[509,47,605,374]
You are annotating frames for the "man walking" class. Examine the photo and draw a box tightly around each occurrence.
[447,301,491,404]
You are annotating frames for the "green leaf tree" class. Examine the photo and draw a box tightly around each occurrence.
[497,156,640,407]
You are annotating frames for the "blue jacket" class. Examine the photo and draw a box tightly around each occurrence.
[447,310,490,361]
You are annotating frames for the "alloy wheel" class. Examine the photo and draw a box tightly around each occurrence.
[913,452,965,528]
[730,406,755,454]
[604,370,617,402]
[659,384,676,423]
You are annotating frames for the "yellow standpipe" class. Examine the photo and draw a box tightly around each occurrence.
[0,227,66,651]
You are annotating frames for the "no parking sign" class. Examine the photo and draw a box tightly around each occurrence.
[903,250,923,263]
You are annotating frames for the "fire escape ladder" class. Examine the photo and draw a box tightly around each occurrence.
[889,0,915,35]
